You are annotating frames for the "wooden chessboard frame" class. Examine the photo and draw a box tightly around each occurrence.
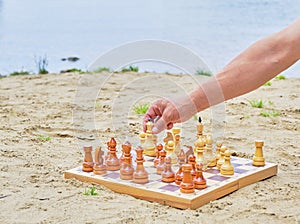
[64,156,277,209]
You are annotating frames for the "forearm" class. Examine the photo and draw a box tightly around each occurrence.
[190,18,300,112]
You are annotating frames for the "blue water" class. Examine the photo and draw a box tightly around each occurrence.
[0,0,299,76]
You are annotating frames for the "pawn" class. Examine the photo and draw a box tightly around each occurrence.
[93,146,107,175]
[120,141,134,180]
[215,142,222,163]
[174,134,181,156]
[166,140,177,164]
[139,132,146,145]
[217,145,227,170]
[253,140,265,166]
[221,150,234,175]
[133,146,149,184]
[153,144,163,168]
[156,149,167,174]
[194,163,207,189]
[175,149,186,185]
[188,154,196,177]
[180,164,195,194]
[106,137,120,171]
[206,134,216,167]
[194,138,205,164]
[162,156,175,183]
[82,146,94,172]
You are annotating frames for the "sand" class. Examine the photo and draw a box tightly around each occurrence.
[0,72,299,224]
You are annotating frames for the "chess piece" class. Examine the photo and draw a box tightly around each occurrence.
[180,164,195,193]
[106,137,120,171]
[221,150,234,175]
[188,154,196,177]
[143,121,156,157]
[93,146,107,175]
[206,134,216,167]
[194,163,207,189]
[217,145,227,170]
[163,131,173,149]
[175,149,186,185]
[215,142,222,163]
[196,117,204,138]
[153,144,163,168]
[120,141,134,180]
[174,134,181,156]
[156,149,166,174]
[133,146,149,184]
[166,140,177,164]
[82,146,94,172]
[139,132,146,145]
[253,140,265,166]
[162,156,175,183]
[194,138,205,164]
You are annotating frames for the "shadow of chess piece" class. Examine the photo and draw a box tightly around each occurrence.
[93,146,107,175]
[194,163,207,189]
[82,146,94,172]
[162,156,175,183]
[221,150,234,175]
[253,140,265,166]
[153,144,163,168]
[188,154,196,177]
[180,164,195,193]
[133,146,149,184]
[175,149,186,185]
[120,141,134,180]
[217,145,227,170]
[106,137,120,171]
[156,149,166,174]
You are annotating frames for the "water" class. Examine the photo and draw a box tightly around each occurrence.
[0,0,299,77]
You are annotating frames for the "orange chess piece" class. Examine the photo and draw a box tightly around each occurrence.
[82,146,94,172]
[194,163,207,189]
[93,146,107,175]
[133,146,149,184]
[180,164,194,193]
[162,156,175,183]
[106,137,120,171]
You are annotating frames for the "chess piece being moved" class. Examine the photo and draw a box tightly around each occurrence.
[162,156,175,183]
[156,149,166,174]
[217,145,227,170]
[133,146,149,184]
[82,146,94,172]
[166,140,177,164]
[106,137,120,171]
[221,150,234,175]
[180,164,195,193]
[253,140,265,166]
[188,154,196,177]
[194,163,207,189]
[143,121,156,157]
[120,141,134,180]
[93,146,107,175]
[175,149,186,185]
[153,144,163,168]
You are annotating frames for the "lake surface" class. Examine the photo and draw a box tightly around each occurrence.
[0,0,299,76]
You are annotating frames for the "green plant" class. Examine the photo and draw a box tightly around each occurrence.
[35,55,49,74]
[263,81,272,86]
[95,102,101,109]
[121,65,139,72]
[84,186,98,196]
[195,70,213,77]
[9,71,30,76]
[38,135,51,141]
[275,74,286,80]
[95,67,111,73]
[260,111,280,117]
[248,99,264,108]
[133,103,149,115]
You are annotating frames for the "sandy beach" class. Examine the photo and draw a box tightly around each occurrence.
[0,72,299,224]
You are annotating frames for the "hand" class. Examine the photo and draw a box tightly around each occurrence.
[143,95,198,134]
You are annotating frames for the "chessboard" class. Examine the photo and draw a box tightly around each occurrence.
[64,155,277,209]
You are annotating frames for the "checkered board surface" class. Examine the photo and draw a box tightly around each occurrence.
[64,156,277,209]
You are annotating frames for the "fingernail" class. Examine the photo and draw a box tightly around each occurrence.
[152,127,158,134]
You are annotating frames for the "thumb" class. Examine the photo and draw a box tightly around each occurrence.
[152,117,167,134]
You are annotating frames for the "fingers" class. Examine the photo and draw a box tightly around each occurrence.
[143,99,166,132]
[152,117,168,134]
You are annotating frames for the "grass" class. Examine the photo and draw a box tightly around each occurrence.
[9,71,30,76]
[84,186,98,196]
[95,67,111,73]
[263,81,272,86]
[35,55,49,74]
[37,135,51,141]
[60,68,83,73]
[195,70,213,77]
[121,65,139,72]
[133,103,149,115]
[275,74,286,80]
[260,111,280,117]
[248,99,264,108]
